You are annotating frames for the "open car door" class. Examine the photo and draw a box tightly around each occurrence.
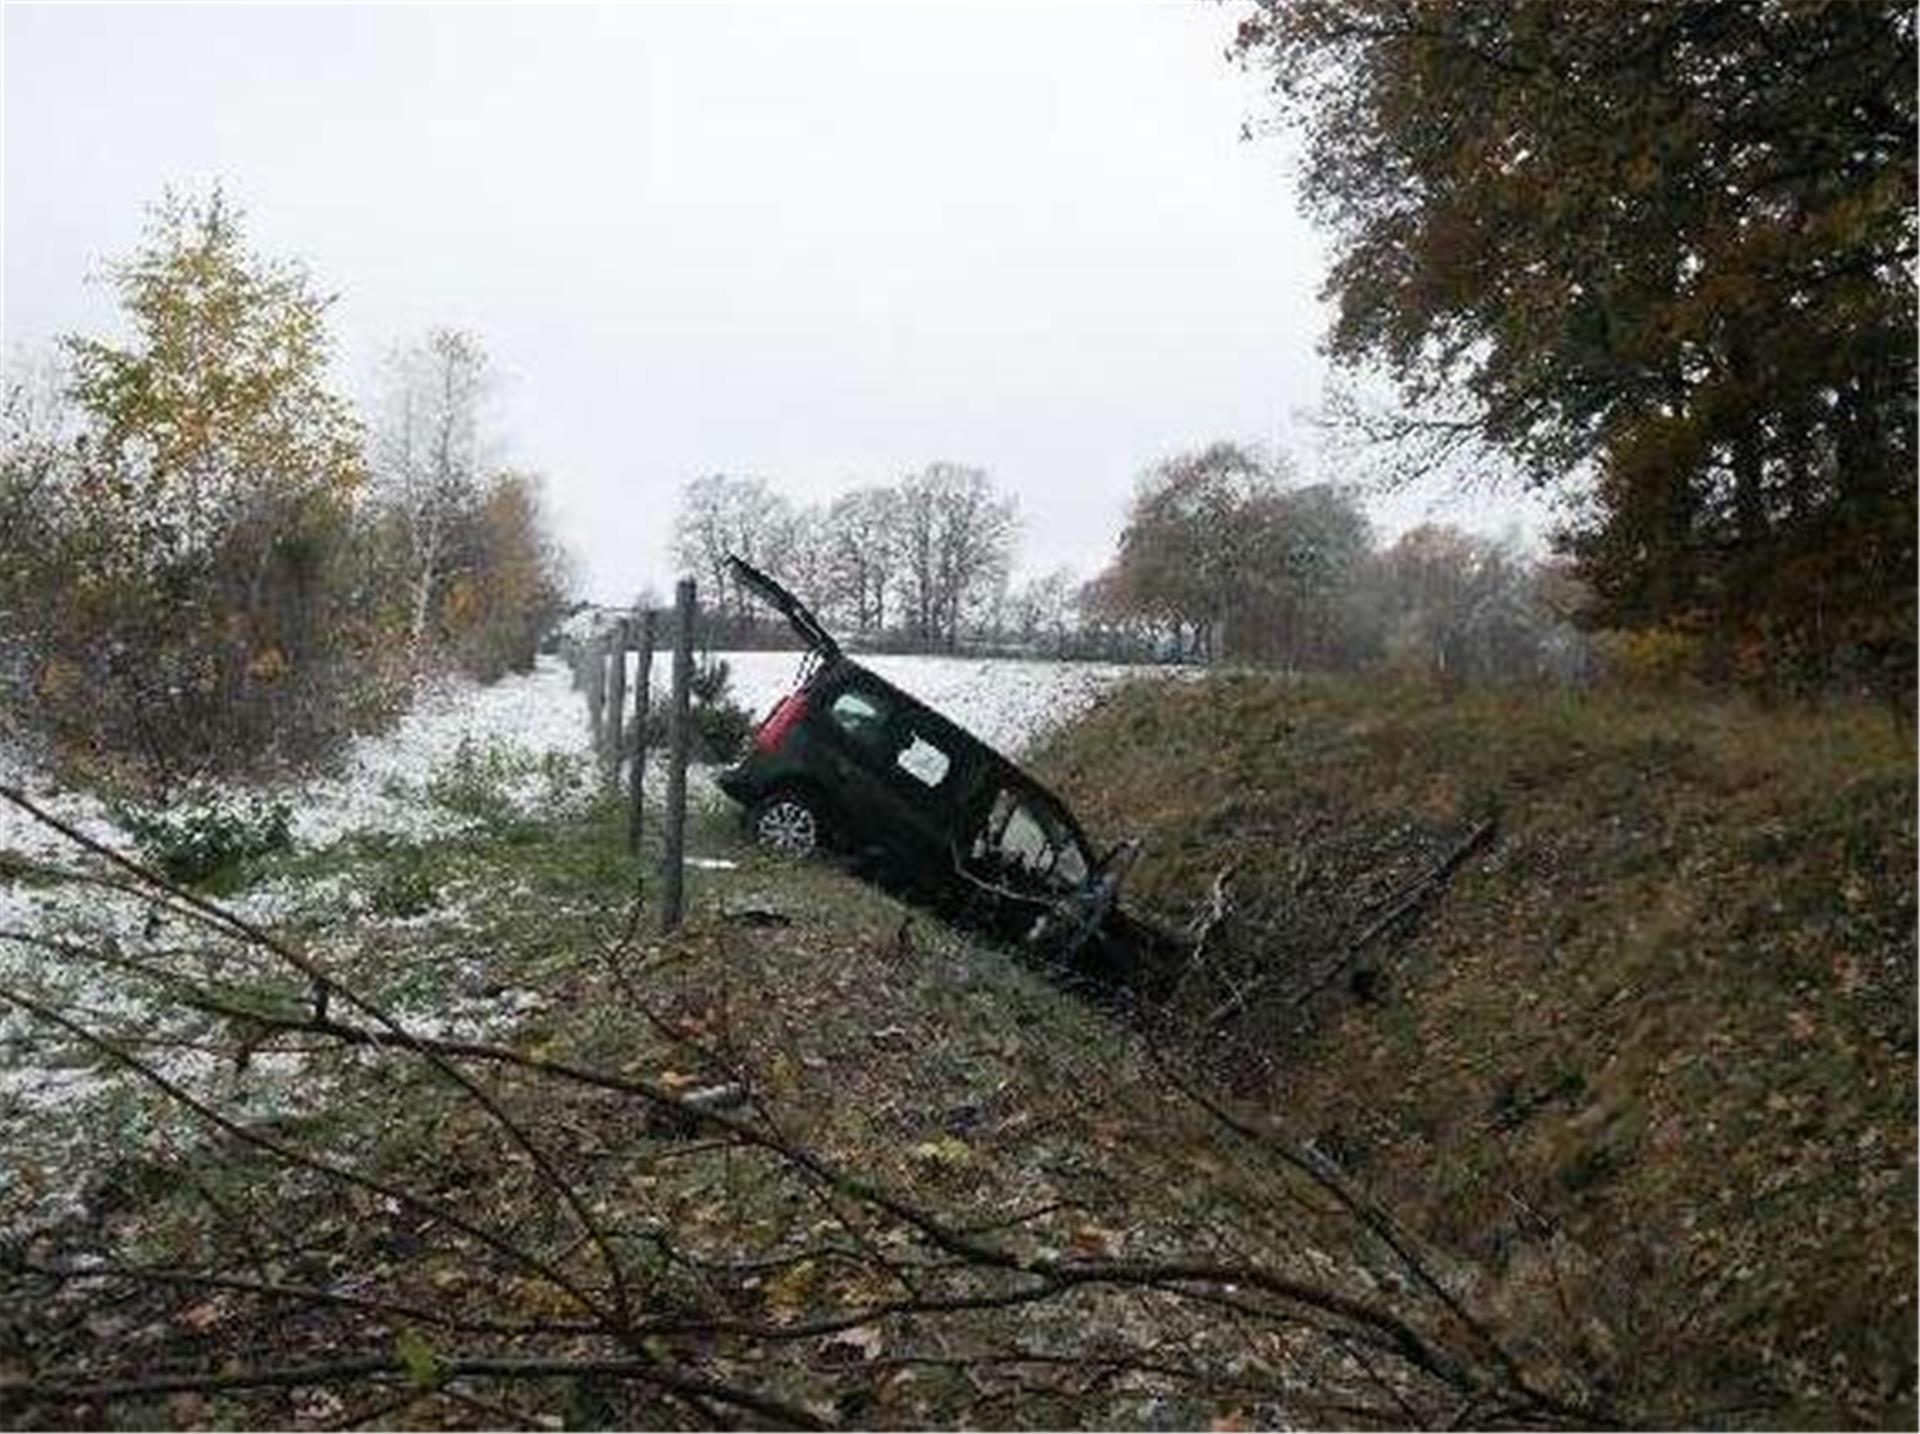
[727,554,841,661]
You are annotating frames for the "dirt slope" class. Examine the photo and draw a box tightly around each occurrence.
[1031,673,1917,1428]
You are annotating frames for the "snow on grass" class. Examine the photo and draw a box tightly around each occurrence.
[0,648,1177,1232]
[0,741,149,948]
[3,650,1169,885]
[286,655,598,848]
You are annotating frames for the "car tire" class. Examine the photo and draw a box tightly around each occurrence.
[749,792,823,859]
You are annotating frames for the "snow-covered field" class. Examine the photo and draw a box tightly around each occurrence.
[641,648,1163,757]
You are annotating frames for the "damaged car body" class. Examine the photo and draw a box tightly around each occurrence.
[717,556,1169,982]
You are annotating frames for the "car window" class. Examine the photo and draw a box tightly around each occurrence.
[972,785,1090,887]
[895,731,952,787]
[1050,827,1090,886]
[827,688,890,746]
[999,801,1051,867]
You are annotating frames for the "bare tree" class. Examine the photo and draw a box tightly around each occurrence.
[821,485,902,635]
[371,329,490,662]
[1004,567,1080,655]
[670,469,1019,650]
[670,475,793,626]
[895,463,1017,650]
[765,503,835,620]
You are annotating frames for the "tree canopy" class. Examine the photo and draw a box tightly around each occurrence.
[1235,0,1916,689]
[1,192,570,781]
[1093,442,1374,665]
[64,188,365,569]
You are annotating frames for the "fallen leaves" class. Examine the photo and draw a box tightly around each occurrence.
[760,1260,822,1324]
[175,1298,225,1333]
[908,1135,973,1170]
[290,1387,344,1425]
[1069,1223,1121,1259]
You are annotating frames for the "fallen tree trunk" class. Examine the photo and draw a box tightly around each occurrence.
[1288,816,1499,1012]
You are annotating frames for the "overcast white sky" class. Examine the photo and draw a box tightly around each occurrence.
[3,1,1546,601]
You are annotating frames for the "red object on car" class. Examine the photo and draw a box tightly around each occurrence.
[754,689,808,754]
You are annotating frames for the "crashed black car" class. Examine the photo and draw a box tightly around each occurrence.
[717,556,1163,978]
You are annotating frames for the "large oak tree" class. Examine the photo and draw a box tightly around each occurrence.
[1235,0,1916,688]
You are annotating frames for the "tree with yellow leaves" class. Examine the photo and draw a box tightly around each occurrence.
[4,190,404,782]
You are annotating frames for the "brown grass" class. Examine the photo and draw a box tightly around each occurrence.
[1030,673,1917,1428]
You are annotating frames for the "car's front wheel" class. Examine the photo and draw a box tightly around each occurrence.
[749,792,823,859]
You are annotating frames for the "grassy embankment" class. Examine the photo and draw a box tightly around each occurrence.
[9,676,1911,1429]
[1028,673,1917,1428]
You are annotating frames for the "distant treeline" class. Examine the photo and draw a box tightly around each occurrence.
[0,192,570,787]
[673,466,1018,654]
[664,452,1590,683]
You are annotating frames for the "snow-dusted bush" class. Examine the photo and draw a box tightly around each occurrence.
[112,788,292,885]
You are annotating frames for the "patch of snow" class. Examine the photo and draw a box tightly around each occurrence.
[285,656,596,848]
[629,649,1177,758]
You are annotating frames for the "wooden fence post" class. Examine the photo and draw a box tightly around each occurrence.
[584,633,607,753]
[628,609,655,854]
[604,617,629,790]
[658,580,694,933]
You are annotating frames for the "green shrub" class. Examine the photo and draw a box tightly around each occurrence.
[114,789,293,886]
[642,657,754,764]
[537,749,592,809]
[426,735,534,822]
[689,658,732,706]
[1593,624,1705,688]
[369,847,440,918]
[693,700,755,765]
